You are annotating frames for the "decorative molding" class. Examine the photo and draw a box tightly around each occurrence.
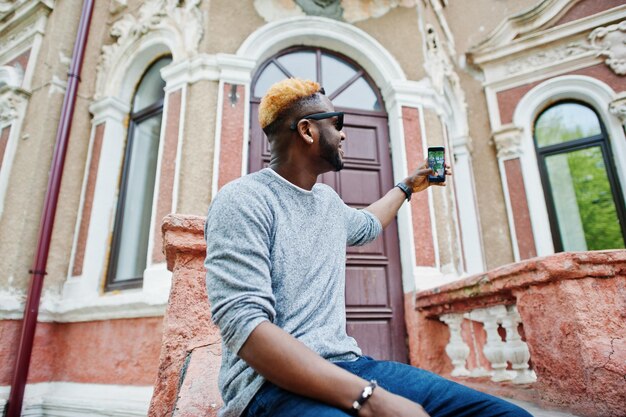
[0,0,52,54]
[0,0,28,21]
[471,0,573,51]
[0,382,152,417]
[109,0,127,14]
[492,124,523,160]
[609,92,626,125]
[159,53,256,91]
[0,65,23,89]
[588,20,626,75]
[295,0,342,20]
[505,41,592,76]
[253,0,417,24]
[0,86,28,124]
[95,0,203,98]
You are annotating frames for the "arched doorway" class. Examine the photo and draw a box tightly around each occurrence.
[249,47,408,362]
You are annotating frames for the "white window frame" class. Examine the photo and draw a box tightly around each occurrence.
[513,75,626,256]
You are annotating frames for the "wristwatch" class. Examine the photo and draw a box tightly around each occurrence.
[395,182,412,202]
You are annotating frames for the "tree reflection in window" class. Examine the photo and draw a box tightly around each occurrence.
[534,101,626,252]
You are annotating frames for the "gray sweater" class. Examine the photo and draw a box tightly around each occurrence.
[204,168,382,417]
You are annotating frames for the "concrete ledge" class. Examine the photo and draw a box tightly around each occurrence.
[413,250,626,417]
[415,250,626,317]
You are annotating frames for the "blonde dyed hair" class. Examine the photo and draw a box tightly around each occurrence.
[258,78,321,129]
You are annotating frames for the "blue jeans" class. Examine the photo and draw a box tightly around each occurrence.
[244,357,533,417]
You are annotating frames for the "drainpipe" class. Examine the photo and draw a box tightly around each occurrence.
[5,0,94,416]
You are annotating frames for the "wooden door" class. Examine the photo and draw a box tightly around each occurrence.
[248,48,408,362]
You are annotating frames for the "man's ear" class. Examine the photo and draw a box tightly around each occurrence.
[297,119,315,144]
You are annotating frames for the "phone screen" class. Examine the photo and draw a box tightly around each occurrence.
[428,147,445,182]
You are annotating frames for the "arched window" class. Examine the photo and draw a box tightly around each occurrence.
[533,101,626,252]
[105,56,171,291]
[252,47,382,111]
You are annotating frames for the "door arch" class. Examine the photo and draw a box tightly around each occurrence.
[249,47,408,362]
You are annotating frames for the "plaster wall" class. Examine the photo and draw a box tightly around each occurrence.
[0,0,84,294]
[204,0,266,55]
[441,1,540,268]
[422,109,462,275]
[354,6,424,82]
[444,0,539,54]
[175,80,219,215]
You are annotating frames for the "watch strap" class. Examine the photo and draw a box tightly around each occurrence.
[395,182,412,201]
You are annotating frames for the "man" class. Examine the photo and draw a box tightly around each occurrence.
[205,78,531,417]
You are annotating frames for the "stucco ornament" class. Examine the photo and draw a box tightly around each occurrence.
[254,0,415,23]
[589,20,626,75]
[492,125,523,160]
[95,0,203,98]
[505,42,591,76]
[609,92,626,125]
[423,25,454,95]
[0,88,26,124]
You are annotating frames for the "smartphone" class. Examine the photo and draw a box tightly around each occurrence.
[427,146,446,183]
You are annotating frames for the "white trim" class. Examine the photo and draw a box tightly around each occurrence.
[0,382,152,417]
[241,82,252,178]
[171,84,186,213]
[452,143,486,274]
[6,265,170,323]
[419,106,441,272]
[512,75,625,256]
[498,157,522,261]
[0,88,28,219]
[237,16,406,91]
[146,86,171,270]
[212,79,225,199]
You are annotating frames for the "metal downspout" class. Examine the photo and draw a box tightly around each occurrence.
[5,0,95,416]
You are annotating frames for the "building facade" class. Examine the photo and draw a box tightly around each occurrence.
[0,0,624,414]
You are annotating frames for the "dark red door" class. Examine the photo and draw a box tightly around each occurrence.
[249,48,408,362]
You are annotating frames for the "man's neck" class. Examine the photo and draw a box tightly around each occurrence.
[269,162,319,191]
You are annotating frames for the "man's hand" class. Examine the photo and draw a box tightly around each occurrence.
[360,387,431,417]
[405,158,452,194]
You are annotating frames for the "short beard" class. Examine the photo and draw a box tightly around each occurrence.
[320,133,343,171]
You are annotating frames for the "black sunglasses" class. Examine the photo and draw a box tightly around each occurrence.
[290,112,344,131]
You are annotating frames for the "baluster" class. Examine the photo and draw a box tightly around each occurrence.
[440,313,470,377]
[467,306,514,382]
[502,305,537,384]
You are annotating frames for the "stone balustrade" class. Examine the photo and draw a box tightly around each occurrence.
[414,250,626,417]
[149,214,626,417]
[440,305,536,384]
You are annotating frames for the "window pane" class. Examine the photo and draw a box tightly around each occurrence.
[277,51,316,82]
[332,77,381,111]
[254,62,288,98]
[133,57,172,112]
[545,146,624,251]
[321,53,357,96]
[535,102,602,147]
[113,114,162,282]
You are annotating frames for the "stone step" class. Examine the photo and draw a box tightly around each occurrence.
[503,398,583,417]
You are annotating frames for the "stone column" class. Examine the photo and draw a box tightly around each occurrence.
[493,124,537,261]
[467,305,514,382]
[440,313,470,377]
[502,305,536,384]
[149,214,222,417]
